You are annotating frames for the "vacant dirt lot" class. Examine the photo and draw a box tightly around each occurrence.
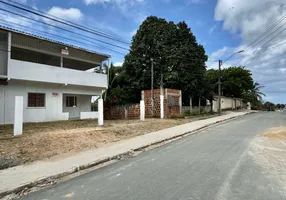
[0,115,214,169]
[250,127,286,195]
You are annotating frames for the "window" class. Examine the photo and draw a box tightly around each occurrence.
[28,93,45,107]
[66,96,77,107]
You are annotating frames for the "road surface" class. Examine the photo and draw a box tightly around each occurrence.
[20,112,286,200]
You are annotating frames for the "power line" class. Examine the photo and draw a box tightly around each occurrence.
[0,8,130,51]
[245,12,286,51]
[0,19,126,55]
[232,52,286,68]
[1,0,130,45]
[253,39,286,54]
[260,26,286,49]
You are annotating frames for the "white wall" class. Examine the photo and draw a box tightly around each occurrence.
[0,85,5,124]
[80,112,98,120]
[8,59,108,88]
[0,80,102,124]
[212,96,243,112]
[235,99,242,108]
[221,97,233,110]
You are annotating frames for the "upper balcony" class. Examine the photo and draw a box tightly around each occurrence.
[6,31,110,88]
[8,59,108,88]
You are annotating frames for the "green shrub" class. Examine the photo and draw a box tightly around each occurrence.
[170,114,185,119]
[183,110,191,116]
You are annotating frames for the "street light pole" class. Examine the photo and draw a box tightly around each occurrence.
[218,60,222,115]
[218,50,244,115]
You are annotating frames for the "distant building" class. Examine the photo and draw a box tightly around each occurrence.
[0,26,110,124]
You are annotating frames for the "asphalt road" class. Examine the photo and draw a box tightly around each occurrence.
[20,112,286,200]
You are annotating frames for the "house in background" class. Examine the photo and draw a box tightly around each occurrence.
[0,26,110,125]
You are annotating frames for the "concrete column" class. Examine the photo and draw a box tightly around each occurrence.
[160,95,164,119]
[98,98,104,126]
[198,97,201,115]
[7,32,11,74]
[124,106,128,119]
[190,97,192,114]
[60,57,63,67]
[247,102,251,110]
[179,90,182,115]
[14,96,23,136]
[140,100,145,121]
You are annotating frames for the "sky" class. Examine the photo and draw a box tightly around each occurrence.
[0,0,286,103]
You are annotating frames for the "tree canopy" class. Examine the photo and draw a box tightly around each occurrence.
[123,16,208,105]
[206,67,254,98]
[105,16,265,108]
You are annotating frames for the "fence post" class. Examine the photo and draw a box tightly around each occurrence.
[14,96,23,136]
[179,90,182,115]
[160,95,164,119]
[98,99,104,126]
[124,105,128,119]
[140,100,145,120]
[199,97,201,115]
[190,97,192,114]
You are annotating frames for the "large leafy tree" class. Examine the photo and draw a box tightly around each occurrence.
[123,16,208,105]
[206,67,254,98]
[205,66,266,106]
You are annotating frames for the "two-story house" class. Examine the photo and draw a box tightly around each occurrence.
[0,26,110,125]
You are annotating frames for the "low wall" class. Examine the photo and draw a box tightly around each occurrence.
[104,104,140,120]
[143,88,181,118]
[80,112,98,120]
[182,106,212,114]
[213,96,243,112]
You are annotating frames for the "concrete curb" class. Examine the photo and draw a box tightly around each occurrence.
[0,112,253,198]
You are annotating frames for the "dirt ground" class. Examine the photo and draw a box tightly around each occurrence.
[250,127,286,194]
[0,115,214,169]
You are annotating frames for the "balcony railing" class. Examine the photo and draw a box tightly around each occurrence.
[8,59,108,88]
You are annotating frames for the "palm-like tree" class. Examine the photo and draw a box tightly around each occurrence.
[248,82,266,105]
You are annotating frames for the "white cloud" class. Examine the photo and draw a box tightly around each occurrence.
[84,0,144,10]
[113,61,123,67]
[83,0,147,25]
[47,7,83,22]
[211,0,286,103]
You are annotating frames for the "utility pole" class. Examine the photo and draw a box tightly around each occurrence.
[218,60,222,115]
[151,59,154,116]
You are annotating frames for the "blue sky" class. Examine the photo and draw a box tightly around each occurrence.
[1,0,286,103]
[14,0,240,61]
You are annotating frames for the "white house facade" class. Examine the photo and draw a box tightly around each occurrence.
[0,27,110,125]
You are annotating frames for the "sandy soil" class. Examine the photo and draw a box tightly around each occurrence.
[0,115,214,169]
[250,127,286,195]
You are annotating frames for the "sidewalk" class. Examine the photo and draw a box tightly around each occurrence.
[0,111,252,196]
